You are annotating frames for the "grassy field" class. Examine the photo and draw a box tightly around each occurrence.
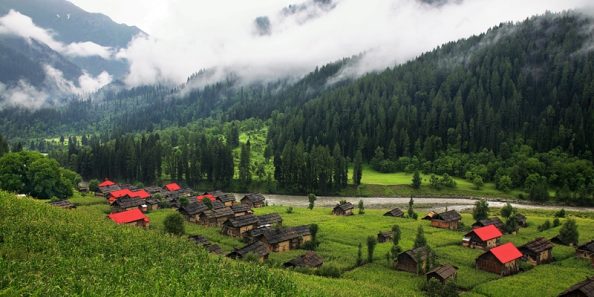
[58,192,594,297]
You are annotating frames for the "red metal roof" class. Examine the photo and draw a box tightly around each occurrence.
[197,194,216,202]
[471,225,503,241]
[164,183,182,192]
[107,209,149,224]
[99,179,115,187]
[489,242,522,263]
[108,189,150,203]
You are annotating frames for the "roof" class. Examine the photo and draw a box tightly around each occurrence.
[228,241,269,257]
[207,244,223,254]
[231,204,251,213]
[467,225,503,241]
[242,193,266,203]
[211,200,225,209]
[204,207,234,219]
[384,208,404,217]
[164,183,182,192]
[473,217,504,230]
[179,202,209,215]
[426,264,457,279]
[559,277,594,297]
[107,209,149,224]
[401,246,430,262]
[257,213,282,226]
[378,231,393,238]
[484,242,522,264]
[189,235,210,246]
[333,202,354,211]
[259,225,311,244]
[196,194,216,202]
[284,251,324,268]
[208,191,235,203]
[422,211,437,220]
[578,240,594,253]
[224,214,259,228]
[144,186,164,194]
[99,185,121,193]
[99,179,115,187]
[112,197,145,209]
[108,189,150,202]
[434,210,461,222]
[520,237,554,254]
[50,200,76,208]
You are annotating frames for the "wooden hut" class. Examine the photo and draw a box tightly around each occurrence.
[111,197,144,213]
[472,217,505,232]
[107,209,149,228]
[227,241,270,262]
[77,181,89,193]
[222,214,260,237]
[257,213,283,227]
[519,237,553,265]
[422,211,437,220]
[463,225,502,249]
[179,202,209,223]
[231,204,252,217]
[475,242,522,275]
[145,198,160,211]
[558,276,594,297]
[207,191,236,207]
[241,193,266,208]
[257,225,312,252]
[377,231,393,243]
[577,240,594,260]
[395,247,430,274]
[431,210,461,230]
[200,207,235,227]
[50,200,76,209]
[425,264,458,283]
[384,208,404,217]
[332,202,354,216]
[283,251,324,268]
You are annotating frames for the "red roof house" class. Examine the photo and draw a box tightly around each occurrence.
[463,225,503,249]
[476,242,522,275]
[164,182,182,192]
[108,189,151,203]
[99,179,116,188]
[107,209,149,227]
[197,194,216,202]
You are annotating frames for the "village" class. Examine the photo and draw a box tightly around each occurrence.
[48,178,594,296]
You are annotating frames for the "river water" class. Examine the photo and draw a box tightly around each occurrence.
[234,193,594,212]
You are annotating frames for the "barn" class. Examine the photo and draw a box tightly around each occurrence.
[519,237,554,265]
[395,247,430,274]
[463,225,502,249]
[475,242,522,275]
[332,202,354,216]
[425,264,457,283]
[431,210,462,230]
[107,208,149,228]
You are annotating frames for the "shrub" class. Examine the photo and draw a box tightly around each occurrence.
[89,179,99,192]
[358,200,365,215]
[472,199,489,221]
[308,193,316,210]
[366,236,377,263]
[286,207,294,214]
[316,265,340,278]
[163,213,185,236]
[558,219,579,245]
[554,208,566,218]
[553,217,561,227]
[537,220,551,232]
[412,171,422,189]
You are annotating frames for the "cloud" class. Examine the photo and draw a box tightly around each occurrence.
[0,10,114,58]
[0,80,49,110]
[43,64,112,95]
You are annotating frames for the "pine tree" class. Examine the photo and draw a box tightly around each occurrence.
[239,141,252,188]
[358,199,365,215]
[366,236,377,263]
[558,219,579,245]
[414,225,427,249]
[353,150,363,186]
[412,170,421,189]
[473,199,489,221]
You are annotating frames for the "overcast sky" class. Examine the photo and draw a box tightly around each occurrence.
[67,0,592,87]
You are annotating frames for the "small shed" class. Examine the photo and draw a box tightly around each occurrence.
[227,241,270,262]
[332,202,354,216]
[515,213,528,227]
[431,210,462,230]
[384,208,404,217]
[241,193,266,208]
[257,213,283,227]
[179,202,209,223]
[377,231,393,243]
[222,214,260,237]
[422,211,437,220]
[231,204,252,217]
[472,217,505,232]
[283,251,324,268]
[50,200,76,209]
[425,264,458,283]
[576,240,594,260]
[475,242,522,275]
[395,246,430,274]
[558,276,594,297]
[107,209,149,228]
[208,191,236,206]
[519,237,554,265]
[200,207,235,227]
[257,225,312,252]
[463,225,502,249]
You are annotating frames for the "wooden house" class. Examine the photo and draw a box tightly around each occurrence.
[164,182,182,192]
[472,217,505,232]
[283,251,324,268]
[98,179,116,188]
[425,264,458,283]
[576,240,594,260]
[144,186,164,195]
[384,208,404,217]
[196,194,216,203]
[422,211,437,220]
[395,246,431,274]
[475,242,522,275]
[463,225,502,249]
[107,209,149,228]
[558,277,594,297]
[257,225,312,252]
[50,200,76,209]
[111,197,144,213]
[222,214,260,237]
[519,237,554,265]
[107,189,150,204]
[515,213,528,227]
[211,200,225,210]
[257,213,283,227]
[227,241,270,262]
[97,184,120,197]
[332,202,354,216]
[377,231,393,243]
[207,191,236,206]
[241,193,266,208]
[231,204,252,217]
[431,210,461,230]
[179,202,209,223]
[145,198,160,211]
[200,207,235,227]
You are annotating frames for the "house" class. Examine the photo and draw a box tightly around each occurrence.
[332,202,354,216]
[207,191,236,206]
[425,264,458,283]
[50,200,76,209]
[77,181,89,193]
[164,182,182,192]
[576,240,594,260]
[422,211,438,220]
[377,231,393,243]
[257,213,283,227]
[558,276,594,297]
[200,207,235,226]
[472,217,505,232]
[384,208,404,217]
[211,200,225,210]
[256,225,312,252]
[107,189,150,204]
[519,237,554,265]
[283,251,324,268]
[222,214,260,237]
[463,225,503,249]
[111,197,145,213]
[241,193,266,208]
[431,210,462,230]
[227,241,270,262]
[475,242,522,275]
[98,179,116,188]
[515,213,528,227]
[231,204,252,217]
[189,235,223,255]
[395,246,431,274]
[196,194,216,203]
[97,184,121,197]
[144,186,164,195]
[179,202,209,223]
[145,198,160,211]
[107,208,149,227]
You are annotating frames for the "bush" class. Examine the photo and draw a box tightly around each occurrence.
[558,219,579,245]
[537,220,551,232]
[286,207,294,214]
[89,179,99,192]
[553,218,561,227]
[472,199,489,221]
[316,265,340,278]
[554,208,566,218]
[163,213,185,236]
